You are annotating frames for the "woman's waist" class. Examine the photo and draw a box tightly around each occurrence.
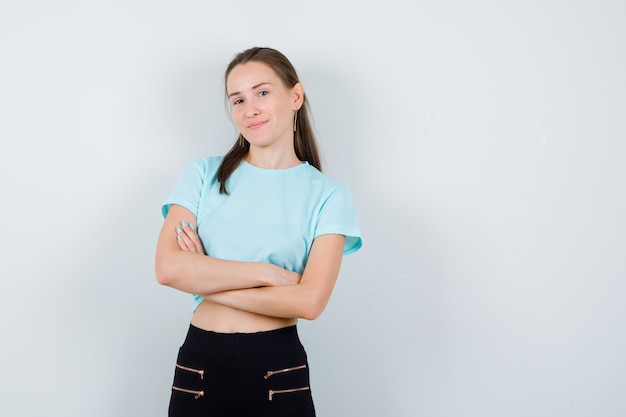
[190,299,297,334]
[181,321,303,359]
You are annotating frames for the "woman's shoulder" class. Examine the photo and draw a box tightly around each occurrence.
[299,164,351,196]
[308,164,343,184]
[182,155,224,178]
[188,155,224,169]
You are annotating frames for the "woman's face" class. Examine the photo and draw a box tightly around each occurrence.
[226,61,302,150]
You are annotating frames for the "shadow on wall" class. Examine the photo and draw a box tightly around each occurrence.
[51,170,189,415]
[51,57,245,415]
[294,66,445,415]
[161,56,238,159]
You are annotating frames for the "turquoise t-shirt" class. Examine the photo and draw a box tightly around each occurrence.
[162,156,362,311]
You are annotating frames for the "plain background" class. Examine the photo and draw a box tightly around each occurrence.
[1,1,625,416]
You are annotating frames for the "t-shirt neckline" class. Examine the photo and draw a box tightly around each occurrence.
[241,160,309,173]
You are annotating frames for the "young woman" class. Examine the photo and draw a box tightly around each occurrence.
[155,47,362,416]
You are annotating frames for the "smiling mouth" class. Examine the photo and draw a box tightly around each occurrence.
[247,121,267,129]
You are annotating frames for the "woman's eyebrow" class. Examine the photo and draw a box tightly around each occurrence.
[228,82,272,98]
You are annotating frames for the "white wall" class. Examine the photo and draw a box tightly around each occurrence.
[1,1,625,416]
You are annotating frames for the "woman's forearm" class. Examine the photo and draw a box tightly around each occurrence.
[203,234,345,320]
[156,250,278,295]
[155,204,300,295]
[203,282,326,321]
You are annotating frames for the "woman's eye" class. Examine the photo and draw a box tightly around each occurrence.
[258,90,269,97]
[233,98,243,105]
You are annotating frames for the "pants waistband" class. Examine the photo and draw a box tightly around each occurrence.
[182,324,303,358]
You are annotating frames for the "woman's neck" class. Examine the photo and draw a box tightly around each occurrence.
[245,146,301,170]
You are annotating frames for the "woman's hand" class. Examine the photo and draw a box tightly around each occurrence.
[170,211,299,288]
[175,220,300,286]
[202,234,346,320]
[175,221,205,255]
[157,204,295,294]
[269,266,301,286]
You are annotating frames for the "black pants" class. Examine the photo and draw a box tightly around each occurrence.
[168,324,316,417]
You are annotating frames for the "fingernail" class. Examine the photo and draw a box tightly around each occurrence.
[181,221,188,228]
[177,236,182,241]
[176,227,182,234]
[190,223,195,230]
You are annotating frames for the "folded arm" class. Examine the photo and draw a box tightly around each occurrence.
[155,204,300,295]
[202,234,345,320]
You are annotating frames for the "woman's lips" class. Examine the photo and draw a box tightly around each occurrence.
[247,121,267,130]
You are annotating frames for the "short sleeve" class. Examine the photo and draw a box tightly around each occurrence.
[314,183,363,255]
[161,159,206,218]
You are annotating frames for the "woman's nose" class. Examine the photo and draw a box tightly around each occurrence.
[244,102,260,117]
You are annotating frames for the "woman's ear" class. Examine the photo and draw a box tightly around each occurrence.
[292,82,305,110]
